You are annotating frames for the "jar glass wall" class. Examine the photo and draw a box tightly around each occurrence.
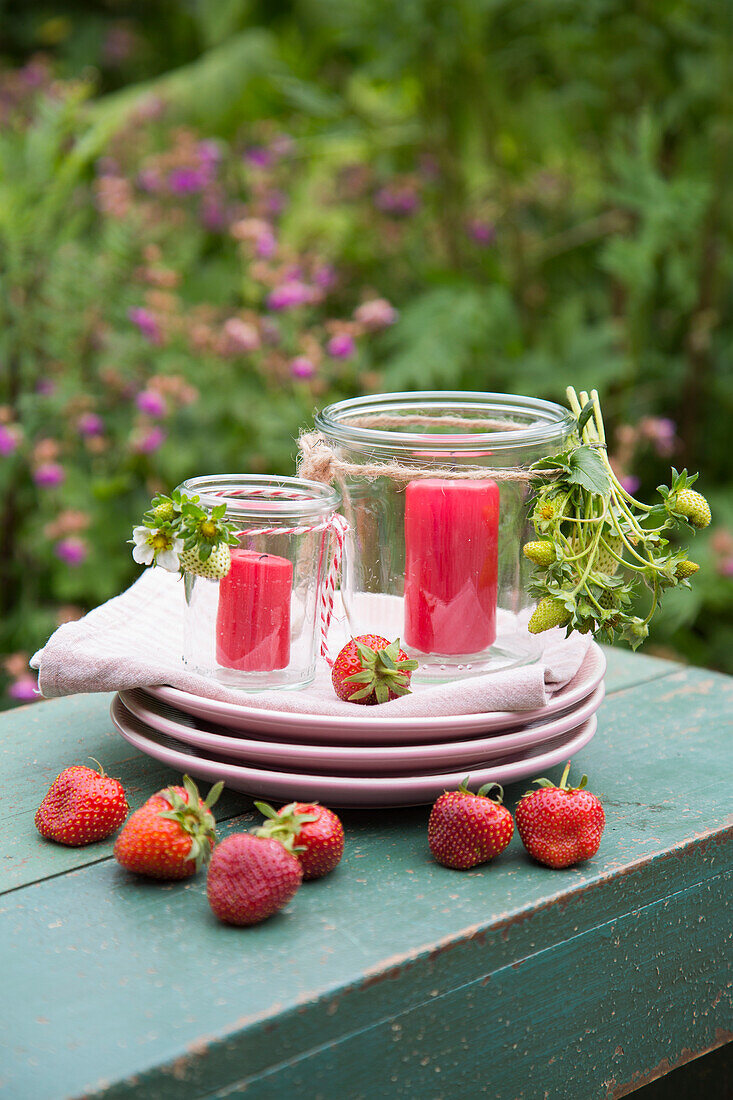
[314,392,575,683]
[180,475,341,691]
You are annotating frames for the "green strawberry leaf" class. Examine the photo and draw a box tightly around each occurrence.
[565,446,610,495]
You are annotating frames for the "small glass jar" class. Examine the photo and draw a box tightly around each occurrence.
[180,475,341,691]
[314,391,574,683]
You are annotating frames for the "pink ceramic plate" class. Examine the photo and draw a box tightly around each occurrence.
[110,695,597,808]
[143,643,605,746]
[118,681,604,777]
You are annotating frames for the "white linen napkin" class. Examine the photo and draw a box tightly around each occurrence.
[31,569,592,717]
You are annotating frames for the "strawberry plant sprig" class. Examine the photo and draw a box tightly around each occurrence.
[131,489,239,580]
[524,386,710,649]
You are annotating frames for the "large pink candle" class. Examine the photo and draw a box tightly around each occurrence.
[404,479,499,655]
[216,549,292,671]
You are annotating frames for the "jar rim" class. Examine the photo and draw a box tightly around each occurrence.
[178,474,340,518]
[315,391,574,454]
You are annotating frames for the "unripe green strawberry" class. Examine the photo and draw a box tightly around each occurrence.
[532,489,570,531]
[675,560,699,579]
[153,500,176,524]
[674,489,711,528]
[596,535,623,576]
[179,542,231,580]
[528,597,571,634]
[598,590,616,610]
[523,541,556,567]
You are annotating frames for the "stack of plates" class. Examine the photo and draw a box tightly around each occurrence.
[110,644,605,808]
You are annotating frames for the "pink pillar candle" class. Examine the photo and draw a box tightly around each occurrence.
[216,548,293,671]
[404,479,499,655]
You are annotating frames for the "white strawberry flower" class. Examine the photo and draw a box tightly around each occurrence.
[132,525,183,572]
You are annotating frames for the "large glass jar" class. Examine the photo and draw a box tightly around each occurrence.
[313,391,574,682]
[180,475,341,691]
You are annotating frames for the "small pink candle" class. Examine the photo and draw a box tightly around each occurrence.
[216,548,292,671]
[404,479,499,655]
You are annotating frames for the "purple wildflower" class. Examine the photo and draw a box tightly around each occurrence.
[267,281,313,311]
[77,413,105,437]
[719,557,733,579]
[135,389,167,417]
[168,167,209,195]
[197,140,221,168]
[8,676,38,702]
[35,378,56,396]
[223,318,260,353]
[55,537,88,567]
[354,298,398,329]
[33,463,65,488]
[467,219,496,247]
[375,185,421,216]
[619,475,641,495]
[290,356,316,379]
[313,264,337,290]
[327,333,355,359]
[200,195,227,231]
[245,146,272,169]
[128,307,162,345]
[265,190,287,216]
[137,168,163,193]
[255,230,277,258]
[133,427,167,454]
[0,425,19,456]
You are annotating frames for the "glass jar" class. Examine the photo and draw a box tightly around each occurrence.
[180,475,341,691]
[314,391,574,683]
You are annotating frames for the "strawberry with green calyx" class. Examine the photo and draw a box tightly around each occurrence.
[515,761,605,869]
[179,541,231,580]
[254,801,345,880]
[332,635,418,704]
[528,596,571,634]
[133,488,239,579]
[35,761,128,847]
[114,775,223,879]
[428,779,514,870]
[657,471,712,529]
[525,387,709,650]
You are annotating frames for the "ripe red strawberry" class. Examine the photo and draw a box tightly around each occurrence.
[35,762,128,847]
[207,833,303,925]
[515,761,605,869]
[428,779,514,870]
[254,801,344,880]
[114,775,223,879]
[332,635,418,704]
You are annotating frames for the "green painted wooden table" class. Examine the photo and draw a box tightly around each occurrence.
[1,649,731,1100]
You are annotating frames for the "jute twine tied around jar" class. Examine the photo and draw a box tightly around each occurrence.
[297,413,566,486]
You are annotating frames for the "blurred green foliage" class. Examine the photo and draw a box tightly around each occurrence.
[1,0,731,700]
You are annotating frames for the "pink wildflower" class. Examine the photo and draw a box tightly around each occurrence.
[55,537,88,567]
[467,219,496,246]
[223,319,260,354]
[77,413,105,437]
[33,463,65,488]
[0,425,19,456]
[135,389,167,417]
[267,281,313,311]
[327,333,355,359]
[290,356,315,379]
[132,426,167,454]
[8,676,38,703]
[354,298,398,329]
[128,307,162,345]
[619,475,641,495]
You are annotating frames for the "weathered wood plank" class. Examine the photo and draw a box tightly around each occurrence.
[1,661,730,1099]
[0,648,677,894]
[205,872,732,1100]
